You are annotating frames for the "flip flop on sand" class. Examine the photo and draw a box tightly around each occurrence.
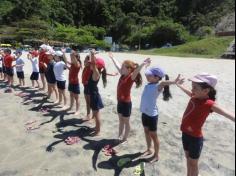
[26,125,40,132]
[102,145,112,152]
[25,120,37,126]
[117,158,132,168]
[134,163,145,175]
[64,137,80,145]
[39,107,49,113]
[104,148,118,156]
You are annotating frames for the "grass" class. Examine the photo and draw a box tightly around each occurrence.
[137,36,235,58]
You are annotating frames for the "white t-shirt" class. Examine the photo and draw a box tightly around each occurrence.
[15,57,25,72]
[31,57,39,73]
[53,61,66,81]
[0,57,2,68]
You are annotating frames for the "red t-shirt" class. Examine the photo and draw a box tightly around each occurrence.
[117,74,135,102]
[39,51,46,69]
[82,66,92,85]
[4,54,14,68]
[181,98,215,138]
[69,64,80,84]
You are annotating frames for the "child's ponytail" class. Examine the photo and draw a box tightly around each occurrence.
[163,74,172,101]
[101,68,107,88]
[134,63,143,88]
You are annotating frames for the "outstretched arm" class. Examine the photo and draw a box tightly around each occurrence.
[159,74,181,91]
[212,104,235,122]
[131,58,151,81]
[108,52,122,74]
[176,78,192,97]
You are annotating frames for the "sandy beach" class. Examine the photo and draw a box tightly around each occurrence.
[0,52,235,176]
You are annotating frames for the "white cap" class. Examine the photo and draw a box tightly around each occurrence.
[54,51,63,57]
[46,47,55,55]
[189,73,218,88]
[40,44,47,50]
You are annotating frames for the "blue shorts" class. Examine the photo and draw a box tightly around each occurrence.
[57,81,66,90]
[30,72,39,81]
[17,71,25,79]
[68,84,80,94]
[117,101,132,117]
[182,133,204,159]
[84,84,90,95]
[45,71,56,84]
[90,93,104,111]
[142,113,158,132]
[6,67,14,77]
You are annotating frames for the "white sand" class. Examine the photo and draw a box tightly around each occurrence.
[0,52,235,176]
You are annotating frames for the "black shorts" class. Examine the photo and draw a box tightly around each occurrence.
[30,72,39,81]
[142,113,158,131]
[39,67,46,74]
[45,71,56,84]
[17,71,24,79]
[68,84,80,94]
[84,84,90,95]
[2,66,6,73]
[57,81,66,90]
[117,101,132,117]
[182,133,204,159]
[90,93,104,111]
[6,67,14,77]
[0,67,2,73]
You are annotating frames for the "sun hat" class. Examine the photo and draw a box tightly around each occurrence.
[145,66,166,78]
[189,73,218,88]
[45,46,55,55]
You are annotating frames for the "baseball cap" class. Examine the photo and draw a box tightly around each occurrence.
[46,46,55,55]
[145,66,166,78]
[189,73,218,88]
[54,51,63,57]
[40,44,47,50]
[89,56,105,69]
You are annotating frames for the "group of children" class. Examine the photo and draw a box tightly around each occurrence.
[0,45,235,176]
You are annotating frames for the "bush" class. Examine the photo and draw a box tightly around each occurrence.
[196,26,214,38]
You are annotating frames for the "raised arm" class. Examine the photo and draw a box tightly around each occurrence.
[176,78,192,97]
[91,50,100,81]
[131,58,151,81]
[212,104,235,122]
[108,52,122,74]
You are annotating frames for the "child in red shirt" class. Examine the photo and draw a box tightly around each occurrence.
[66,51,82,115]
[82,55,92,120]
[177,73,235,176]
[109,52,151,144]
[4,49,15,89]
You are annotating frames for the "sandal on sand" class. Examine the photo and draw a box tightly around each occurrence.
[117,158,132,168]
[102,145,112,152]
[65,137,80,145]
[25,120,37,126]
[134,163,145,175]
[26,125,40,132]
[104,148,118,156]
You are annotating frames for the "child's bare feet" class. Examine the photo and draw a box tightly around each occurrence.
[142,150,153,157]
[149,154,159,164]
[74,111,80,116]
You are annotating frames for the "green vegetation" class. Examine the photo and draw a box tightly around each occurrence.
[0,0,235,50]
[138,37,235,58]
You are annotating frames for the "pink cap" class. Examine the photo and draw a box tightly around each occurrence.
[189,73,218,88]
[89,56,105,69]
